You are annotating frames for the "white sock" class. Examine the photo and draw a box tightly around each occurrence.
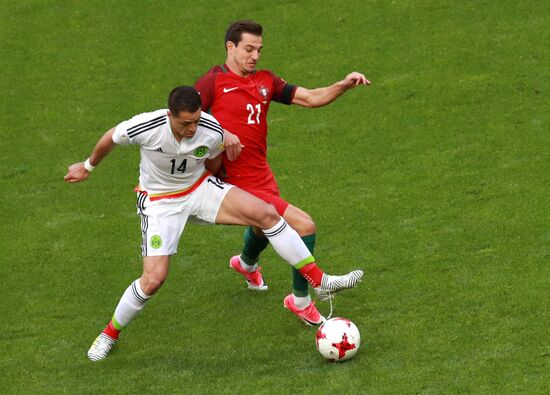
[113,279,151,328]
[239,256,258,272]
[293,294,312,309]
[262,218,313,267]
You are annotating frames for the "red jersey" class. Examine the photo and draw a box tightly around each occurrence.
[195,64,297,195]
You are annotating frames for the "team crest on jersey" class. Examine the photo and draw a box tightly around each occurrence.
[259,86,269,100]
[194,146,209,157]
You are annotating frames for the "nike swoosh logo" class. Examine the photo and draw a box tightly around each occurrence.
[223,87,238,93]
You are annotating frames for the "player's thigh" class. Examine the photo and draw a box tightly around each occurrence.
[192,176,238,225]
[140,198,190,257]
[216,187,279,228]
[283,204,316,236]
[247,190,289,216]
[243,190,290,237]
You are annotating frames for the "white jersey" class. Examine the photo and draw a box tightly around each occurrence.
[112,109,224,198]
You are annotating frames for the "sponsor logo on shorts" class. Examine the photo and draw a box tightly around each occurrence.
[150,235,162,249]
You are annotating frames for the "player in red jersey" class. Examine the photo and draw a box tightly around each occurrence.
[195,20,370,325]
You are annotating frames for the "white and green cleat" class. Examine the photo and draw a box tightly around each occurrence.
[87,333,117,361]
[314,270,364,300]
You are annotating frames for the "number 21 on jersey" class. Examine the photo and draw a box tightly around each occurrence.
[247,103,262,125]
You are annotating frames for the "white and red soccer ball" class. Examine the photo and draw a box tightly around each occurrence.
[316,317,361,361]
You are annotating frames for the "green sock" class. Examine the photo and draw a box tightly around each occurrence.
[292,234,316,297]
[241,226,269,265]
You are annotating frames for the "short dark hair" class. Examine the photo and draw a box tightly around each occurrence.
[225,20,263,48]
[168,86,201,115]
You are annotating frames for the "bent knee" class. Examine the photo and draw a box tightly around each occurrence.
[140,274,167,295]
[285,210,316,236]
[255,202,281,228]
[293,217,316,236]
[302,218,316,235]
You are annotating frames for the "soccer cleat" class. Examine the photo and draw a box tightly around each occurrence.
[283,294,324,326]
[87,333,117,361]
[314,270,364,301]
[229,255,268,291]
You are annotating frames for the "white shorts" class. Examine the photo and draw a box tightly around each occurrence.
[137,176,233,256]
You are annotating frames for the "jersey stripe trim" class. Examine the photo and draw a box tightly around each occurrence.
[137,171,211,201]
[128,118,166,138]
[199,120,224,140]
[128,114,166,133]
[199,117,222,133]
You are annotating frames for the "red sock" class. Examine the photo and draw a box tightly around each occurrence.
[102,320,121,340]
[298,263,324,287]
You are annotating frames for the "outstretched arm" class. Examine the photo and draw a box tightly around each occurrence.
[291,71,371,108]
[64,128,116,183]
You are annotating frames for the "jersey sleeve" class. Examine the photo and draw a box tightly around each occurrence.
[112,110,166,146]
[268,70,297,105]
[209,136,225,159]
[200,112,225,158]
[194,67,220,112]
[112,121,133,145]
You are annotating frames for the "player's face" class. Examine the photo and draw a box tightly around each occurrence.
[227,32,263,76]
[168,109,202,140]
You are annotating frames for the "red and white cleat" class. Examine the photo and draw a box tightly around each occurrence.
[229,255,268,291]
[283,294,324,326]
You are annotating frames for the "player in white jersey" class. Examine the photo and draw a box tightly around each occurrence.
[115,108,228,256]
[64,86,363,361]
[117,109,224,198]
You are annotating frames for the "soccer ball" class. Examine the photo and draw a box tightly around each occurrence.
[316,317,361,362]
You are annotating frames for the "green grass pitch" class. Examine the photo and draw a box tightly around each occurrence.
[1,0,549,393]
